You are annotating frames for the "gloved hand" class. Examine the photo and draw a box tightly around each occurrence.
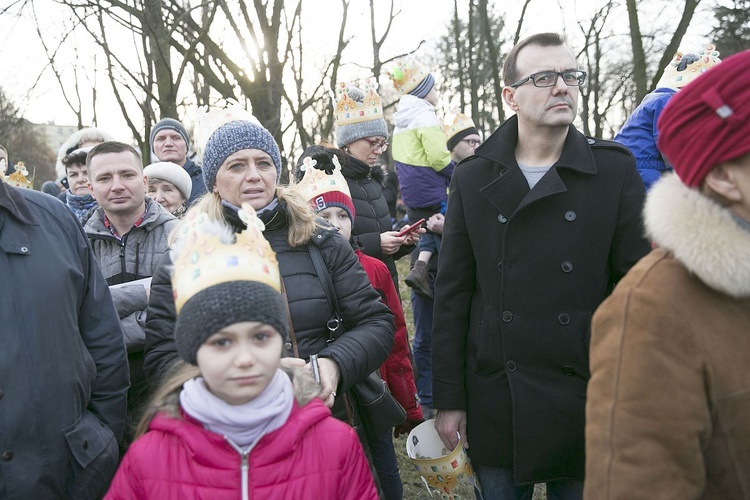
[394,418,424,438]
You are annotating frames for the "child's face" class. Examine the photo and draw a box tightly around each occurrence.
[196,321,283,405]
[318,207,352,241]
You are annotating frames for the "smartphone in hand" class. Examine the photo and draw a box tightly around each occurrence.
[396,218,426,237]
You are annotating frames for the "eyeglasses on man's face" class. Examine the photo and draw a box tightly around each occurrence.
[364,138,389,152]
[510,70,587,88]
[461,139,482,147]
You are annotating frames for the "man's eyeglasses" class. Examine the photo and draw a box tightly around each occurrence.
[510,70,587,88]
[364,138,389,152]
[461,139,482,147]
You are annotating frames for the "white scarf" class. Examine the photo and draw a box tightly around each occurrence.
[180,369,294,448]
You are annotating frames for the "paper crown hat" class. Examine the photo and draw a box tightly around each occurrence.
[293,152,355,219]
[388,58,430,95]
[334,79,384,126]
[407,419,481,499]
[443,113,477,141]
[4,162,33,189]
[171,203,281,314]
[657,44,721,89]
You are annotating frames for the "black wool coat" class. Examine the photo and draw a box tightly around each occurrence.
[432,116,651,484]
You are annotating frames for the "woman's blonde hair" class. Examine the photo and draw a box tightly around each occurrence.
[178,186,322,248]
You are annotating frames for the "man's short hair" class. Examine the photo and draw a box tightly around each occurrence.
[87,141,143,170]
[502,32,567,87]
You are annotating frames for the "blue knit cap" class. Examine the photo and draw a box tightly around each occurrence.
[409,74,435,99]
[202,120,282,192]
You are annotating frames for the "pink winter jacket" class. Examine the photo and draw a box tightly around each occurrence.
[105,398,377,499]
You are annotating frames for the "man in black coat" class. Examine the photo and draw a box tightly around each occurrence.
[0,177,129,499]
[432,33,651,498]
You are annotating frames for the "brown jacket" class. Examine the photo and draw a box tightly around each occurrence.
[585,174,750,499]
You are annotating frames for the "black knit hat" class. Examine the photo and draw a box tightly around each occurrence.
[176,280,288,365]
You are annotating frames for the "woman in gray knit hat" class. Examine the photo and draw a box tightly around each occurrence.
[143,113,396,465]
[334,80,420,294]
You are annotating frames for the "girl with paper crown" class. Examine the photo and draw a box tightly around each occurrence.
[142,102,395,457]
[294,146,425,500]
[106,204,377,499]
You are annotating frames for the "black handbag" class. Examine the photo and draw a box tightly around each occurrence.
[307,241,406,440]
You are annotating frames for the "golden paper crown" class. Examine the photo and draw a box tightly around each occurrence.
[388,58,430,95]
[193,99,261,158]
[171,204,281,313]
[293,153,352,207]
[443,113,477,141]
[658,44,721,89]
[4,162,33,189]
[334,79,384,126]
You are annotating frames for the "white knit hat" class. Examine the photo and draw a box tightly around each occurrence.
[144,161,193,201]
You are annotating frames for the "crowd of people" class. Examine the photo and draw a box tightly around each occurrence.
[0,32,748,500]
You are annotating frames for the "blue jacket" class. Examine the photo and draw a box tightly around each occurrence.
[614,87,676,190]
[184,158,206,206]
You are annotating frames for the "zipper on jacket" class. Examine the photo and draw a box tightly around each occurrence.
[119,232,130,283]
[226,436,256,500]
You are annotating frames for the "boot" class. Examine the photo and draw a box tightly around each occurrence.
[405,260,433,298]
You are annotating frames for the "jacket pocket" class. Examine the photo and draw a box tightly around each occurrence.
[64,410,119,500]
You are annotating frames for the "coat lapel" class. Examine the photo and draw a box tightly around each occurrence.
[476,118,598,218]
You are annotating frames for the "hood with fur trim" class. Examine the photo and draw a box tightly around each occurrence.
[645,174,750,298]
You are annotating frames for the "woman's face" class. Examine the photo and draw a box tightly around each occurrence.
[66,163,90,196]
[196,321,283,405]
[213,149,277,210]
[317,207,352,240]
[346,136,387,166]
[147,179,185,214]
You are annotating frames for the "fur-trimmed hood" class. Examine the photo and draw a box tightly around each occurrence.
[645,174,750,298]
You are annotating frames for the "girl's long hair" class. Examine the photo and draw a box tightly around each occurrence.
[134,361,199,439]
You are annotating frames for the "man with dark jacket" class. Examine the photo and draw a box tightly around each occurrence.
[0,175,129,498]
[432,33,650,498]
[85,141,178,441]
[150,117,206,205]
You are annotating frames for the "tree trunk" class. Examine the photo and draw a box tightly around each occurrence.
[625,0,647,103]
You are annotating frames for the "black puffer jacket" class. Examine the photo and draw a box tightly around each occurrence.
[143,195,395,418]
[343,156,414,291]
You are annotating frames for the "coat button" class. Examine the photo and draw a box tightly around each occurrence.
[506,360,517,372]
[82,440,89,450]
[497,214,508,223]
[20,247,29,253]
[562,366,574,376]
[558,313,570,325]
[1,451,12,461]
[499,168,508,176]
[561,261,573,273]
[284,342,292,351]
[497,261,502,272]
[502,311,513,322]
[564,211,576,221]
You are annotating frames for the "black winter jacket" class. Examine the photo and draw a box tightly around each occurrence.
[342,156,413,291]
[143,197,395,419]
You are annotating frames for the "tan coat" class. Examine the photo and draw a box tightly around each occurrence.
[585,174,750,499]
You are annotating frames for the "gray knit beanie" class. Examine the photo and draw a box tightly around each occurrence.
[150,118,191,153]
[175,280,288,365]
[335,86,389,148]
[202,120,282,192]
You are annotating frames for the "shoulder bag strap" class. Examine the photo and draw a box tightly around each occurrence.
[279,278,299,358]
[307,241,343,343]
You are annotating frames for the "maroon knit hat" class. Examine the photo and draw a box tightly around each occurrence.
[657,50,750,187]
